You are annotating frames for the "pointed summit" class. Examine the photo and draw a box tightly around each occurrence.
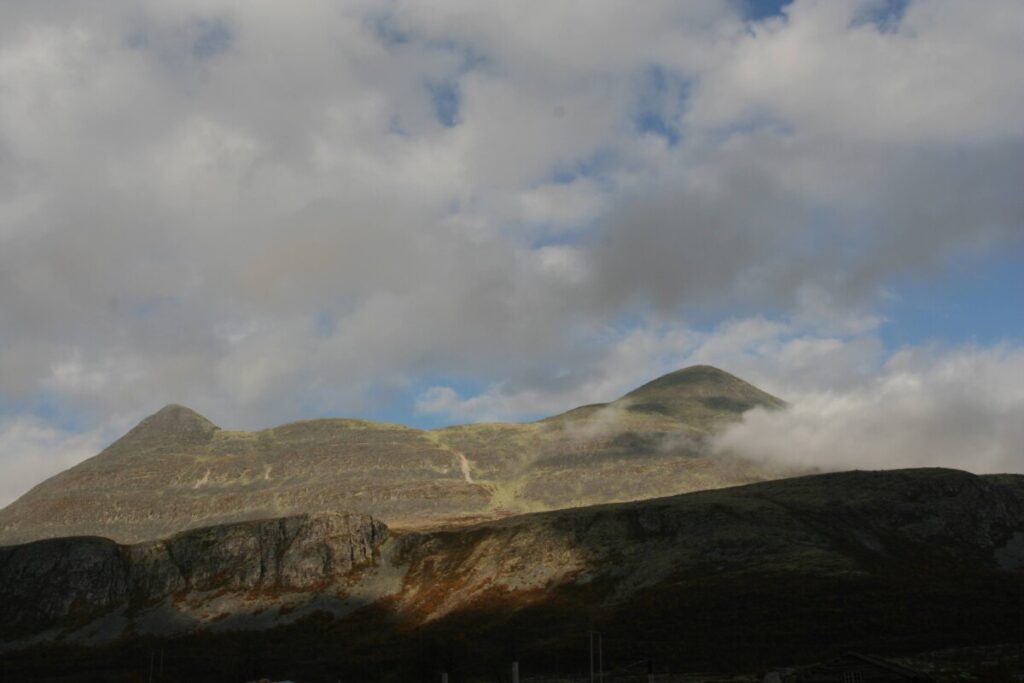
[613,365,785,426]
[545,365,786,429]
[120,404,220,445]
[622,364,774,399]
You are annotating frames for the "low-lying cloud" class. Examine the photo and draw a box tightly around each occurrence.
[713,347,1024,474]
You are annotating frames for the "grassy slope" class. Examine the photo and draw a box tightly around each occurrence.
[0,366,789,545]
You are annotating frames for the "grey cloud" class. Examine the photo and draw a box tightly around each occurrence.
[584,137,1024,317]
[0,0,1019,450]
[586,167,815,313]
[190,18,232,59]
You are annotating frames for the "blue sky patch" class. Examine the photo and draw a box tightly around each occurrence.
[743,0,793,21]
[548,148,618,188]
[192,18,233,59]
[634,66,689,147]
[313,311,337,339]
[428,80,460,128]
[880,248,1024,350]
[369,12,412,46]
[852,0,911,32]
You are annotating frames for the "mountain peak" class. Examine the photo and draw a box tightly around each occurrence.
[613,364,785,423]
[624,364,746,393]
[122,404,219,443]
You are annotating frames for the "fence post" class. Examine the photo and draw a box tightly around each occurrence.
[589,631,594,683]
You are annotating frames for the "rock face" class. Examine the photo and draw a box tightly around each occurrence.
[0,366,792,546]
[0,512,386,640]
[389,467,1024,620]
[2,468,1023,649]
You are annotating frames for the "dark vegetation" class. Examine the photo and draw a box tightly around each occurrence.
[5,469,1024,680]
[3,565,1022,682]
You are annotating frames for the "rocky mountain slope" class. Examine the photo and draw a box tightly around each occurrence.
[3,468,1023,669]
[0,512,385,642]
[0,366,791,546]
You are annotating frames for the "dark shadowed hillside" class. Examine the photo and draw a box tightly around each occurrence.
[2,468,1023,681]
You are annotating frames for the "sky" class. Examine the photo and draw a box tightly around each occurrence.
[0,0,1022,506]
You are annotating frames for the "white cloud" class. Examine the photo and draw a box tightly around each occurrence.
[518,179,607,233]
[713,345,1024,473]
[691,0,1024,142]
[0,416,116,507]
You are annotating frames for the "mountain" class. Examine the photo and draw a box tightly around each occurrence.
[2,469,1023,680]
[553,363,785,425]
[0,365,793,546]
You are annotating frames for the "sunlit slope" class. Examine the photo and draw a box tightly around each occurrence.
[0,407,487,545]
[433,365,789,511]
[0,366,789,545]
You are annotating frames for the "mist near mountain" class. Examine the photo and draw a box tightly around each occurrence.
[714,346,1024,474]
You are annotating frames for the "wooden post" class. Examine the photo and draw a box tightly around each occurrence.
[589,631,595,683]
[512,660,519,683]
[648,658,654,683]
[442,672,449,683]
[598,632,603,683]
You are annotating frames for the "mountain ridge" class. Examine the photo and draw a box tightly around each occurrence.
[131,365,779,436]
[0,365,792,546]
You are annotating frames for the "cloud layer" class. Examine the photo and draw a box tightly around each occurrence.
[714,346,1024,474]
[0,0,1022,503]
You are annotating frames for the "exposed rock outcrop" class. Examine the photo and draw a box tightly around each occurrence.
[4,469,1024,681]
[0,512,386,639]
[3,468,1023,650]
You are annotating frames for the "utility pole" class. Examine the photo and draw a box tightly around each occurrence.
[589,631,595,683]
[148,650,154,683]
[597,632,603,683]
[648,658,654,683]
[511,644,519,683]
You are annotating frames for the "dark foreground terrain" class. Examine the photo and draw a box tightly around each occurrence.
[2,468,1024,681]
[3,572,1022,682]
